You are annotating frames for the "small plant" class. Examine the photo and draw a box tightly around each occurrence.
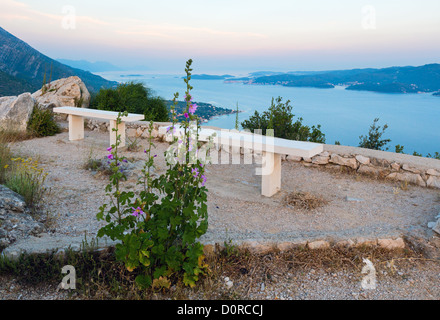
[358,118,391,151]
[4,157,48,212]
[27,103,61,137]
[282,190,328,210]
[74,96,84,108]
[0,137,12,183]
[235,102,240,130]
[395,145,404,154]
[126,135,142,152]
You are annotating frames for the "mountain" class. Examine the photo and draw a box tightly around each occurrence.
[239,64,440,93]
[0,26,117,96]
[0,70,35,96]
[56,59,122,72]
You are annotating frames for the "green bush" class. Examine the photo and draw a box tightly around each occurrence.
[4,157,48,212]
[241,96,326,143]
[358,118,391,151]
[92,82,169,122]
[27,103,61,137]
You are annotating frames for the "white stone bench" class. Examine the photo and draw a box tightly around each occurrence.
[53,107,144,147]
[159,125,323,197]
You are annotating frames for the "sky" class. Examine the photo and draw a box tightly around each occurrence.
[1,0,439,74]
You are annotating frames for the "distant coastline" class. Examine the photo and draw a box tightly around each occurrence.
[205,64,440,95]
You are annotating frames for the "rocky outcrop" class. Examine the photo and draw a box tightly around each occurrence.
[0,92,35,132]
[0,185,44,250]
[32,76,90,110]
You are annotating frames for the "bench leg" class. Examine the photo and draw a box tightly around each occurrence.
[109,120,126,147]
[261,152,281,197]
[68,115,84,141]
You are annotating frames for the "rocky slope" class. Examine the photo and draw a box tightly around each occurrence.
[0,26,117,96]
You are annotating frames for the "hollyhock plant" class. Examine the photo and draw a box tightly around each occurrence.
[97,59,210,290]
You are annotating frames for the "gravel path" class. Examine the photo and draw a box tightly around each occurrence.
[1,127,439,300]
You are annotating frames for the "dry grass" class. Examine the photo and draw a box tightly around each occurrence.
[1,238,438,300]
[282,190,328,210]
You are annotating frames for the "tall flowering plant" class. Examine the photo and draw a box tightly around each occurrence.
[97,59,210,289]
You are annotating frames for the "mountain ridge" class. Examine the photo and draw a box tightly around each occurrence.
[0,26,117,97]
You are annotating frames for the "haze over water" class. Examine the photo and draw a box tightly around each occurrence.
[97,71,440,156]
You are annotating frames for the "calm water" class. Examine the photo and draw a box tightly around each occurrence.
[96,72,440,156]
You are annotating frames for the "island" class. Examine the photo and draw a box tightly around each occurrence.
[165,100,237,123]
[225,64,440,94]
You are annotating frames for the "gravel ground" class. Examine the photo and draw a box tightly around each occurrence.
[1,127,440,300]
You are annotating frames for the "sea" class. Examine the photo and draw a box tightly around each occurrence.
[95,71,440,156]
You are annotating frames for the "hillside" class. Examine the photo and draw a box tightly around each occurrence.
[0,26,117,96]
[240,64,440,94]
[0,70,34,96]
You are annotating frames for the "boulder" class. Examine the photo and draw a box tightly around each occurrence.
[0,185,44,249]
[426,176,440,189]
[401,164,421,174]
[427,169,440,177]
[31,76,90,118]
[312,155,330,165]
[377,238,405,249]
[355,155,370,165]
[357,164,381,177]
[329,154,358,170]
[386,172,426,187]
[0,93,35,132]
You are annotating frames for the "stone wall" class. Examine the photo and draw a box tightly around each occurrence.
[285,145,440,190]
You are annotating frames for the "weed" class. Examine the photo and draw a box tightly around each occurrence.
[126,135,142,152]
[282,190,328,210]
[27,103,61,137]
[4,157,48,212]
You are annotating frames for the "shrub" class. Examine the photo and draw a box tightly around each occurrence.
[4,157,48,212]
[241,96,326,143]
[0,137,12,183]
[97,59,211,289]
[27,103,61,137]
[358,118,391,151]
[92,82,169,122]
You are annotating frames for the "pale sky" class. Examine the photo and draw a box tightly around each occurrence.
[1,0,439,74]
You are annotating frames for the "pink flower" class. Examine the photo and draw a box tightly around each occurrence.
[201,174,207,186]
[184,112,189,119]
[107,154,114,160]
[131,207,144,217]
[189,103,198,114]
[107,147,112,152]
[166,126,176,134]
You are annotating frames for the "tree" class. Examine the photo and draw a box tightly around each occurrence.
[241,96,325,143]
[92,82,169,122]
[358,118,391,151]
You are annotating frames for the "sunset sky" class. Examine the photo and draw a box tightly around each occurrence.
[1,0,439,74]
